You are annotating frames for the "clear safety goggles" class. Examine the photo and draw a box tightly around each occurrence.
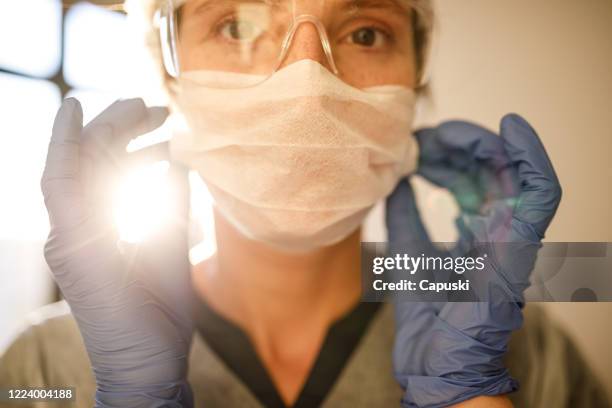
[156,0,432,89]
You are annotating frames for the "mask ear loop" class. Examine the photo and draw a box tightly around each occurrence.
[158,0,181,79]
[273,15,340,76]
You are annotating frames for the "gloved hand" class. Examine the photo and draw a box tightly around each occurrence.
[386,114,562,407]
[41,98,194,407]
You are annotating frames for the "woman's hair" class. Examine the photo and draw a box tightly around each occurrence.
[125,0,434,91]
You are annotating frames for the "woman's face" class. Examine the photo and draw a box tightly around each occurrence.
[176,0,417,89]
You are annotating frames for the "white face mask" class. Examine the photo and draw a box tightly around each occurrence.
[170,60,419,252]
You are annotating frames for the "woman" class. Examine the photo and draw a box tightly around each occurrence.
[0,0,609,407]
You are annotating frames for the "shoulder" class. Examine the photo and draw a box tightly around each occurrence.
[506,304,610,408]
[0,301,95,407]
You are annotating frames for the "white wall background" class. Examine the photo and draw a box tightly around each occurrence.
[415,0,612,396]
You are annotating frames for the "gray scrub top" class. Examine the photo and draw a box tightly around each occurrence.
[0,301,609,407]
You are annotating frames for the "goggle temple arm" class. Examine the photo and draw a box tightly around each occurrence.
[158,0,181,79]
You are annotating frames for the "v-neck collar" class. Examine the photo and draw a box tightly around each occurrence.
[193,295,381,408]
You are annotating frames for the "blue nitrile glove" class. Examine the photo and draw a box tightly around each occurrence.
[41,98,194,407]
[386,114,562,407]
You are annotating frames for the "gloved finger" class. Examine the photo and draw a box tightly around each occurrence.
[124,141,171,170]
[415,128,467,189]
[417,164,483,213]
[82,125,118,221]
[84,98,168,140]
[414,127,446,164]
[82,99,169,164]
[417,124,520,213]
[477,162,521,214]
[41,98,86,225]
[418,122,512,172]
[130,163,193,335]
[81,101,170,202]
[42,98,83,184]
[385,177,433,246]
[393,301,443,372]
[454,199,515,249]
[419,161,520,215]
[500,114,562,238]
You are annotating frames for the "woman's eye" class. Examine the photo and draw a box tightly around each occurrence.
[219,19,260,42]
[349,27,387,47]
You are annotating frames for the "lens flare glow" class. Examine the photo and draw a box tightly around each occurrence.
[113,161,173,243]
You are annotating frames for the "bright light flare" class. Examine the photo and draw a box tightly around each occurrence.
[113,161,174,243]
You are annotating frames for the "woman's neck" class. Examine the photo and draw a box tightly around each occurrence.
[191,210,363,404]
[192,209,363,338]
